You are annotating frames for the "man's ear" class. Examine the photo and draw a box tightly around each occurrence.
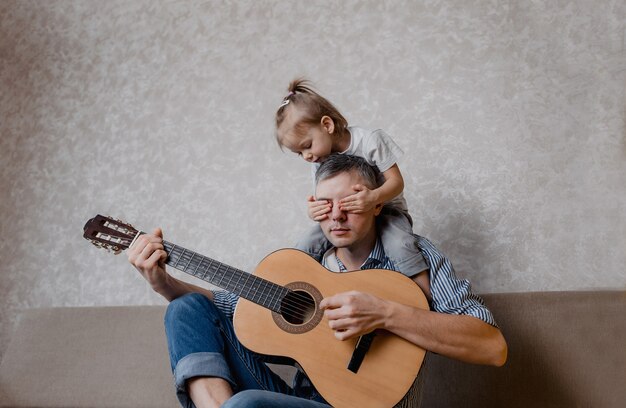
[373,203,383,216]
[320,116,335,135]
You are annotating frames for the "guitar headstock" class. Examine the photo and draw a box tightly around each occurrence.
[83,215,139,254]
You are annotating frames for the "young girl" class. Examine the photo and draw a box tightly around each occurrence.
[275,78,428,278]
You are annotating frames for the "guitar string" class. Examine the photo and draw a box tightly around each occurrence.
[164,244,323,318]
[100,229,368,336]
[122,235,325,320]
[102,230,326,320]
[164,252,319,318]
[164,241,310,303]
[129,233,316,314]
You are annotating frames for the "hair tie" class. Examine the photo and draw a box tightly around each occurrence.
[279,91,295,108]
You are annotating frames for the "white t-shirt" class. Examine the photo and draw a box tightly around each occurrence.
[312,126,408,212]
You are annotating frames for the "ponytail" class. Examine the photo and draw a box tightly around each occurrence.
[275,78,348,145]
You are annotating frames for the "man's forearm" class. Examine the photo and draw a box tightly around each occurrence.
[383,301,508,366]
[153,274,215,302]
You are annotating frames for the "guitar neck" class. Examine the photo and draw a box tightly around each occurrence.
[162,239,288,313]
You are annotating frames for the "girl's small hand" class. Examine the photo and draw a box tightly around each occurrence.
[307,195,331,221]
[339,184,379,213]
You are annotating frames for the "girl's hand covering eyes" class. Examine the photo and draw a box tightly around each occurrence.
[307,195,332,221]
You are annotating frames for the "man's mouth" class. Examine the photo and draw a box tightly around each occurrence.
[330,227,350,236]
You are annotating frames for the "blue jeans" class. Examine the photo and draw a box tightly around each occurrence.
[164,293,330,408]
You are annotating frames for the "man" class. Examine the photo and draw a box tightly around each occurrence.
[128,154,507,408]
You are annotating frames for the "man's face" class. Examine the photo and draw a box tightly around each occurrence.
[315,170,381,251]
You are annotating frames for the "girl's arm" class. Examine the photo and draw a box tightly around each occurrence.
[375,163,404,203]
[339,164,404,213]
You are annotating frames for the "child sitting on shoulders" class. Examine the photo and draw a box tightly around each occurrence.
[275,78,428,278]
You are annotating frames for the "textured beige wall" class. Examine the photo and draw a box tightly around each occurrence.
[1,0,624,359]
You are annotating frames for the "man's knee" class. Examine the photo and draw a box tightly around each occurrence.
[164,292,216,326]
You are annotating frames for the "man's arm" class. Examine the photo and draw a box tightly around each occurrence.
[389,271,506,366]
[320,288,507,367]
[128,228,215,302]
[383,294,507,366]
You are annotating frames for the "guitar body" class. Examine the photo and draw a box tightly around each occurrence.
[234,248,429,408]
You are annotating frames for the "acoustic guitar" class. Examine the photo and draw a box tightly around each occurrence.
[83,214,429,408]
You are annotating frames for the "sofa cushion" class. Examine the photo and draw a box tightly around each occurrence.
[421,291,626,408]
[0,306,177,408]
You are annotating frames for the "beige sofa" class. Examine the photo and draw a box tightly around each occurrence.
[0,291,624,408]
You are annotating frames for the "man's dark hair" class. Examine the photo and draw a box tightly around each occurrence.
[315,154,382,189]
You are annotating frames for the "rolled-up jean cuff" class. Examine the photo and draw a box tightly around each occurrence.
[174,352,236,397]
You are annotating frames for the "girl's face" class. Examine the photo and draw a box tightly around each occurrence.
[278,108,336,163]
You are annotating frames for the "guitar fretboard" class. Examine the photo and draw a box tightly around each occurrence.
[163,240,289,313]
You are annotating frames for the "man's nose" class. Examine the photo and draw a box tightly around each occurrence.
[330,202,346,220]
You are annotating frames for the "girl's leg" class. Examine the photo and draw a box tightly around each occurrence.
[294,224,331,259]
[377,208,429,277]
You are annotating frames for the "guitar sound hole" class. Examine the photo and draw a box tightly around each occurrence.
[280,290,316,325]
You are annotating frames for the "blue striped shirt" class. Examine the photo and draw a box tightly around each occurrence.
[213,235,497,327]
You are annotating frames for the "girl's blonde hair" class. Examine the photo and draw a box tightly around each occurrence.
[275,78,348,146]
